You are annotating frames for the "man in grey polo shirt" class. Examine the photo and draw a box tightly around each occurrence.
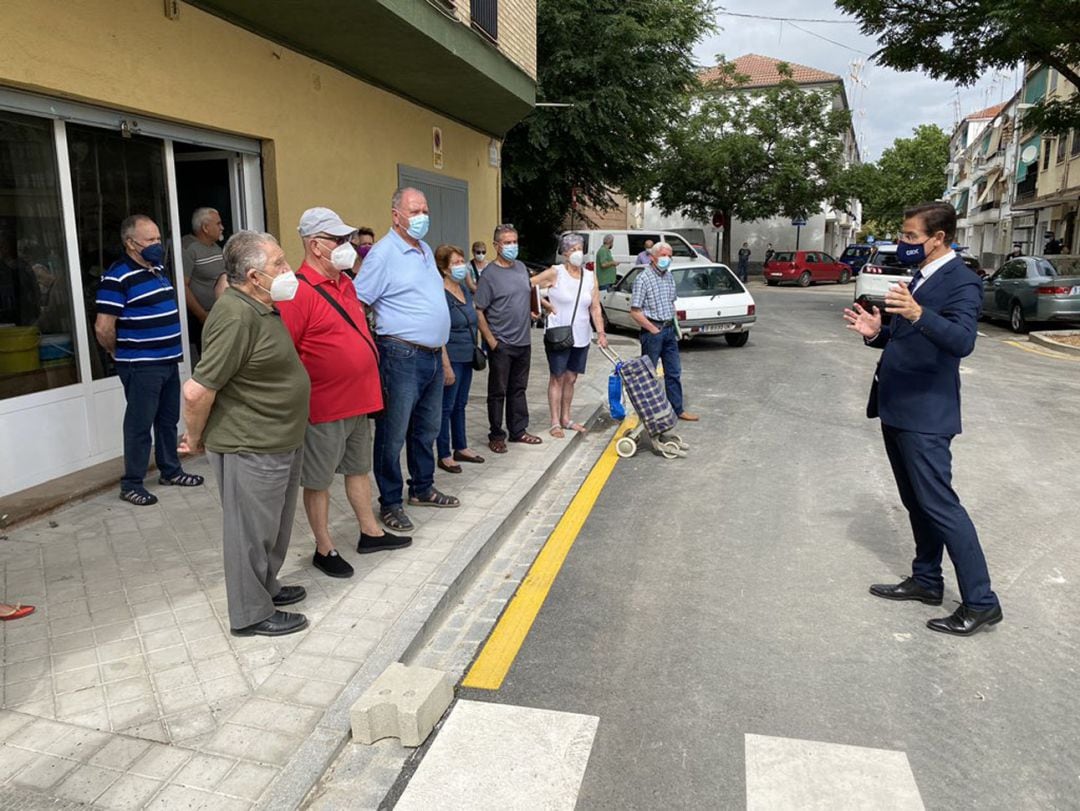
[475,223,543,454]
[354,187,457,533]
[181,207,226,356]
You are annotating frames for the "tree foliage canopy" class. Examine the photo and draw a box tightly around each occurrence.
[501,0,715,258]
[639,62,854,263]
[835,0,1080,133]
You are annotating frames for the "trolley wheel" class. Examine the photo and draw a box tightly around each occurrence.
[615,437,637,458]
[660,441,684,459]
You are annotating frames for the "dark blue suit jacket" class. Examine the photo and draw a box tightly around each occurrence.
[866,255,982,436]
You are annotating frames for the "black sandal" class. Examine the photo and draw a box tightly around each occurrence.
[159,472,204,487]
[408,488,460,508]
[120,489,158,506]
[380,506,415,532]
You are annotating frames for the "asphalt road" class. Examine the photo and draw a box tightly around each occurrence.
[455,280,1080,809]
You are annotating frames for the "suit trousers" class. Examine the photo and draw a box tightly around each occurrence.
[208,448,302,629]
[881,425,998,610]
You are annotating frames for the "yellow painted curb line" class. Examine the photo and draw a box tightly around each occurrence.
[1003,340,1080,362]
[462,416,638,690]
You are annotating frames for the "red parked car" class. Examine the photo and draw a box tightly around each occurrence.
[763,250,852,287]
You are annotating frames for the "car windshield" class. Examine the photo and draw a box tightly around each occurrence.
[841,247,869,259]
[869,251,911,272]
[772,251,795,262]
[671,266,742,297]
[1048,256,1080,276]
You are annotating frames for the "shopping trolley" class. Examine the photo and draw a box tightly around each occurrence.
[600,345,689,460]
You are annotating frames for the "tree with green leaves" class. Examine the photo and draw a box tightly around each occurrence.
[501,0,715,258]
[854,124,951,236]
[835,0,1080,133]
[639,63,854,264]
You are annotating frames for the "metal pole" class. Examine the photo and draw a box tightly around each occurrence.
[796,225,802,251]
[715,229,720,261]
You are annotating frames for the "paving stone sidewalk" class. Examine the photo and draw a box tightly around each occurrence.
[0,332,628,809]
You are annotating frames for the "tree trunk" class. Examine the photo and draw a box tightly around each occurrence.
[721,227,732,266]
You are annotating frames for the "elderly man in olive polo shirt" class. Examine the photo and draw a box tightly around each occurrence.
[179,230,312,638]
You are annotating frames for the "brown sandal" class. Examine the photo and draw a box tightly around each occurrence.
[510,432,543,445]
[489,438,508,454]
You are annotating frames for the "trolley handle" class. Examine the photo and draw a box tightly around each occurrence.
[599,344,623,366]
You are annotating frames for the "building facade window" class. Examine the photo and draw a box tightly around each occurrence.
[470,0,498,41]
[1058,133,1068,163]
[1043,140,1053,170]
[0,111,80,401]
[1071,129,1080,158]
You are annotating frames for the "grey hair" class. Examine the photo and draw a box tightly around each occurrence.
[119,214,153,244]
[493,223,517,243]
[391,186,424,211]
[191,207,218,233]
[651,241,673,257]
[223,230,278,285]
[560,233,585,255]
[602,233,614,245]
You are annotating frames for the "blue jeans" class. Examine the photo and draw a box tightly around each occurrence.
[373,339,444,508]
[116,363,182,492]
[639,325,685,415]
[437,361,473,459]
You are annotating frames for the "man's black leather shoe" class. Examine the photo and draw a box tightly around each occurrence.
[927,604,1002,636]
[230,610,308,637]
[272,586,306,607]
[869,577,943,605]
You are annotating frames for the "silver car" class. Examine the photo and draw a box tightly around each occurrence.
[982,255,1080,333]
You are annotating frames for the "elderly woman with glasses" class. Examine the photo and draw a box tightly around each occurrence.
[529,233,607,437]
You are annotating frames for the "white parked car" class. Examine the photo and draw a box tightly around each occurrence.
[600,261,756,346]
[557,229,711,281]
[854,243,910,313]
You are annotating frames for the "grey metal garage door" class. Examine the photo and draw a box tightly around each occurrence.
[397,164,469,252]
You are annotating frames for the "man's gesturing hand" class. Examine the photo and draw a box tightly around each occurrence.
[842,301,883,338]
[884,281,923,323]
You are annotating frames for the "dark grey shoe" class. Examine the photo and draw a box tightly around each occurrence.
[230,610,308,637]
[357,531,413,554]
[272,585,307,606]
[380,506,415,532]
[869,577,943,606]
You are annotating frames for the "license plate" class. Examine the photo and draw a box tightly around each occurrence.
[1072,286,1080,295]
[770,273,782,277]
[701,323,735,333]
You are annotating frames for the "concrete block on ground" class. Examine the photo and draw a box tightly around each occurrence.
[349,663,453,747]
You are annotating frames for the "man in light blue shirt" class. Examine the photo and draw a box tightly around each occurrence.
[354,187,457,531]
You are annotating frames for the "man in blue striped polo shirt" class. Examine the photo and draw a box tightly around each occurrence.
[95,214,203,506]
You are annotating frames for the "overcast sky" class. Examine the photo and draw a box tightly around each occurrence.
[693,1,1022,162]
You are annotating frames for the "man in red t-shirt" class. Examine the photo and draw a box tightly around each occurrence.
[279,208,412,578]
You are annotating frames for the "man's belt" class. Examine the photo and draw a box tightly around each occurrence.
[377,335,441,353]
[647,317,673,328]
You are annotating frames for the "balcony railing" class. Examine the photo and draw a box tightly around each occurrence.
[471,0,498,41]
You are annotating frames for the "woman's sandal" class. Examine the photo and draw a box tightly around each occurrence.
[509,432,543,445]
[0,604,36,621]
[408,488,461,508]
[159,472,204,487]
[549,425,565,438]
[119,489,159,506]
[562,421,587,434]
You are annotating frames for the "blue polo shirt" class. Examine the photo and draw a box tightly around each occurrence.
[353,229,451,348]
[96,256,183,365]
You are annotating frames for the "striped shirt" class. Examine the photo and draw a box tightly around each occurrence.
[96,256,183,365]
[630,265,677,322]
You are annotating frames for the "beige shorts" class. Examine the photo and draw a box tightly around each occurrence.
[301,416,372,490]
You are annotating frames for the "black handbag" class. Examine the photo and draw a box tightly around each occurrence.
[543,267,585,352]
[448,290,486,372]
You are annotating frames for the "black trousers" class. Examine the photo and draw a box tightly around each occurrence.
[487,343,531,440]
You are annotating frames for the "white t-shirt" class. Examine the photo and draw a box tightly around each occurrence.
[544,264,594,348]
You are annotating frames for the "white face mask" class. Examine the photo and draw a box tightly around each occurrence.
[474,252,486,262]
[330,242,358,271]
[258,269,299,302]
[568,250,584,267]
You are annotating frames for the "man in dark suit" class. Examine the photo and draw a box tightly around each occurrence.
[843,202,1002,636]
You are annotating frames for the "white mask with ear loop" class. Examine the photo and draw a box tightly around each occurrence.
[330,242,358,271]
[257,269,299,302]
[568,250,584,267]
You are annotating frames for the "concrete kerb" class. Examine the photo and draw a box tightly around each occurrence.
[257,402,609,811]
[1029,330,1080,356]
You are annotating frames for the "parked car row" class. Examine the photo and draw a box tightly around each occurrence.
[763,250,852,286]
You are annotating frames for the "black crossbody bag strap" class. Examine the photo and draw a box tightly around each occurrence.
[296,272,380,362]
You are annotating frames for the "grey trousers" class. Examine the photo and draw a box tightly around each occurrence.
[208,449,302,629]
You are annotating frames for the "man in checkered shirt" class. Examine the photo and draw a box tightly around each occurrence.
[629,242,699,421]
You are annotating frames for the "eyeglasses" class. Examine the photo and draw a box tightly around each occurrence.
[315,233,350,245]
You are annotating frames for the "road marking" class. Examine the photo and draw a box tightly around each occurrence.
[462,417,635,690]
[396,700,598,811]
[1002,340,1080,362]
[745,734,924,810]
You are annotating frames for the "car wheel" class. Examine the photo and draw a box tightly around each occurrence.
[838,270,851,284]
[724,332,749,347]
[1010,302,1028,334]
[765,279,779,286]
[797,271,812,287]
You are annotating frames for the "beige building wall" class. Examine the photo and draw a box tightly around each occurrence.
[0,0,503,262]
[445,0,537,79]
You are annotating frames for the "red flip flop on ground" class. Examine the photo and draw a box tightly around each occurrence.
[0,604,36,621]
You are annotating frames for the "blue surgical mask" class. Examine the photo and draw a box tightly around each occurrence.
[138,243,166,266]
[656,256,672,271]
[501,243,519,261]
[450,264,468,281]
[895,240,927,266]
[404,213,429,240]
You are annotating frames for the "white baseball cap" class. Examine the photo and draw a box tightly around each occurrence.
[298,207,356,238]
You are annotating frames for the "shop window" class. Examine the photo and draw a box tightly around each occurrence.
[66,124,171,379]
[0,111,80,401]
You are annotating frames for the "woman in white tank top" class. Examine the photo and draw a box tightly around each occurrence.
[529,234,609,437]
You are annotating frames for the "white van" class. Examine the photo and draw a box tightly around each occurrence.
[556,230,710,281]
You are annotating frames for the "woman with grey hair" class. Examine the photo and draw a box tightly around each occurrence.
[530,233,608,437]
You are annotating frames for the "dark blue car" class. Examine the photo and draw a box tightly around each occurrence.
[839,244,873,275]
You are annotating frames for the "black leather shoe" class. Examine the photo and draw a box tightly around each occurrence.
[869,577,943,605]
[230,610,308,637]
[272,585,306,607]
[357,531,413,554]
[313,549,354,578]
[927,604,1002,636]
